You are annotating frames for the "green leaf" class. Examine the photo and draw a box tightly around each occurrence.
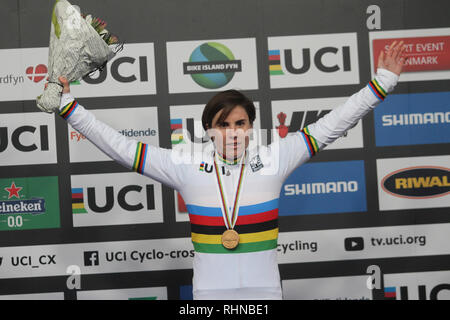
[52,0,61,39]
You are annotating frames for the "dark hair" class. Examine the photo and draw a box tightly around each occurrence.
[202,89,256,131]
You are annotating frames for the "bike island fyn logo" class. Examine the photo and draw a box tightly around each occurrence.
[183,42,242,89]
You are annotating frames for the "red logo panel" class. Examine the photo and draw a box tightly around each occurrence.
[373,36,450,72]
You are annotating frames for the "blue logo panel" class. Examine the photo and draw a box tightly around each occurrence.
[279,160,367,216]
[374,91,450,147]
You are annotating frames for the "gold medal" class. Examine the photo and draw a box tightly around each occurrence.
[213,151,246,250]
[221,229,240,249]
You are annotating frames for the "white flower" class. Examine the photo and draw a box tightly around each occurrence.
[99,29,109,36]
[85,14,92,24]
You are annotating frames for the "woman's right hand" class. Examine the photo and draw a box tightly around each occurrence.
[44,76,70,94]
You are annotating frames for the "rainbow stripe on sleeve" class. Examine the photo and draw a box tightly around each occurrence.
[59,100,79,120]
[133,142,148,174]
[368,78,387,101]
[300,126,319,157]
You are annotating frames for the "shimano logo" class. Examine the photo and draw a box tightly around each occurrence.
[382,112,450,126]
[284,181,358,196]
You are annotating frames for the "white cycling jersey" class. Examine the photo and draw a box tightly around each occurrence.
[58,68,398,300]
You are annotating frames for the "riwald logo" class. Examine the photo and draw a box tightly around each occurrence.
[381,166,450,199]
[25,64,48,83]
[183,42,242,89]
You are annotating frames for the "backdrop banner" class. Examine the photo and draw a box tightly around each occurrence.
[0,0,449,300]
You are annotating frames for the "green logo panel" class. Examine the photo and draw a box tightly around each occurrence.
[0,176,60,231]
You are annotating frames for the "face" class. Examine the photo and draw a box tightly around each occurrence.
[208,106,252,160]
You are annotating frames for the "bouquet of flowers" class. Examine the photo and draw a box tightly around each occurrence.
[37,0,122,113]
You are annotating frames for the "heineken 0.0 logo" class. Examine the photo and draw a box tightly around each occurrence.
[0,177,60,230]
[183,42,242,89]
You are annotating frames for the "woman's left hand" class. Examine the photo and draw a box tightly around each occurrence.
[377,40,408,76]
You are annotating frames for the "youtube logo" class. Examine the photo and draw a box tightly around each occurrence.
[344,237,364,251]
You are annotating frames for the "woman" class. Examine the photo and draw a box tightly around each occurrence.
[50,41,407,299]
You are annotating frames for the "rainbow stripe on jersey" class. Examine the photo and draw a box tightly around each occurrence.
[188,198,279,254]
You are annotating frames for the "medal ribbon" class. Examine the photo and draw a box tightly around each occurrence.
[213,152,246,230]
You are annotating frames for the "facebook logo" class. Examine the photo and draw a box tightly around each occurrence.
[83,251,99,266]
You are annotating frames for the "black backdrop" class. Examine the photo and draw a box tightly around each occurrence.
[0,0,449,300]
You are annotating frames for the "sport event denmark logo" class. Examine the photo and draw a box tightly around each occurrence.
[372,36,450,73]
[369,27,450,81]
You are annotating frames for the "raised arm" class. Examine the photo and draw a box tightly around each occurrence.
[53,77,183,190]
[277,41,407,178]
[305,41,407,151]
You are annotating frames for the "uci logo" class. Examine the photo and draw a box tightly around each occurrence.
[269,46,351,75]
[268,33,359,88]
[171,118,209,145]
[0,125,49,153]
[199,162,232,176]
[384,284,450,300]
[83,56,149,84]
[82,184,155,213]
